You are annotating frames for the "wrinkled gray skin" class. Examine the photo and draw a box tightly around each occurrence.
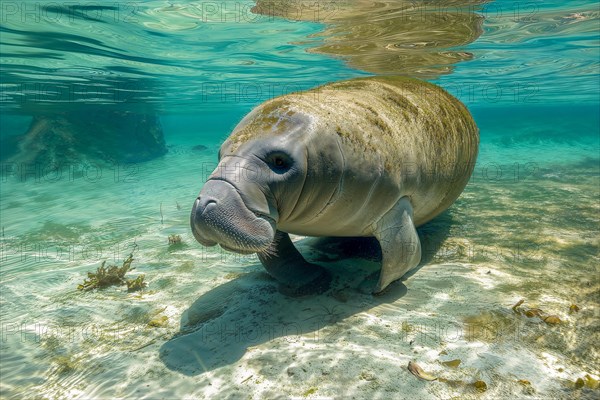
[191,77,479,295]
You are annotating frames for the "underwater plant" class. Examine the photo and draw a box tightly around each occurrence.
[77,253,146,292]
[168,234,182,245]
[126,275,147,292]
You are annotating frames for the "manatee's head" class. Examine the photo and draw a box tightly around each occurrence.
[190,101,314,254]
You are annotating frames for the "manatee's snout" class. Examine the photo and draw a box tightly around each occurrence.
[190,196,218,247]
[190,179,276,254]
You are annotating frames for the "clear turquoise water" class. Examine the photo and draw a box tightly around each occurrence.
[1,1,599,399]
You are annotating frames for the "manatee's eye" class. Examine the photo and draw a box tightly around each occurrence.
[266,151,292,172]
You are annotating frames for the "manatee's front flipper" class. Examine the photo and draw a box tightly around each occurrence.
[372,196,421,294]
[257,230,331,297]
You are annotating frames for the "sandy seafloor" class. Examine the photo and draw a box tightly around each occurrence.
[0,104,598,399]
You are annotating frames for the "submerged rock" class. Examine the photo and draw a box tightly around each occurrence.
[1,109,167,167]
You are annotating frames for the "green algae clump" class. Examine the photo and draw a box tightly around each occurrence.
[168,234,182,245]
[53,355,77,375]
[126,274,147,292]
[148,315,168,328]
[77,253,145,292]
[302,387,318,397]
[473,380,488,392]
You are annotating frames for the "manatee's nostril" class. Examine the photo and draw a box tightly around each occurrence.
[203,200,217,213]
[194,197,218,218]
[194,196,218,212]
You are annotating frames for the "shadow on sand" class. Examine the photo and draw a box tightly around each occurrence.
[159,211,454,375]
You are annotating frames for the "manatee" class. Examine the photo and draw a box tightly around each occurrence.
[190,77,479,295]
